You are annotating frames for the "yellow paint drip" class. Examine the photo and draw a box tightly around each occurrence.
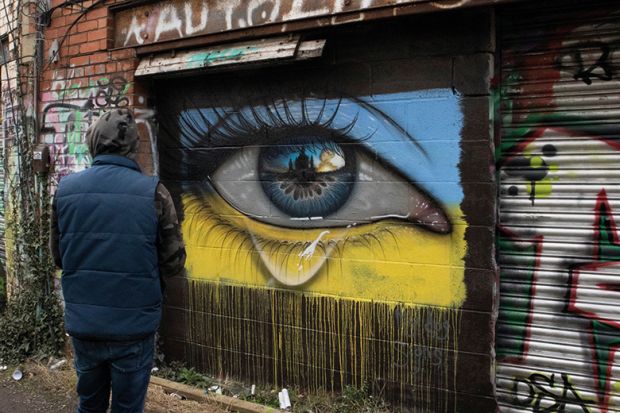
[180,188,466,407]
[186,281,461,409]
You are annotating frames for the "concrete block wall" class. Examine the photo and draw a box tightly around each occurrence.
[154,9,498,412]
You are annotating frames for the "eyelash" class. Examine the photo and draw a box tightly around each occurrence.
[177,97,363,150]
[186,193,401,267]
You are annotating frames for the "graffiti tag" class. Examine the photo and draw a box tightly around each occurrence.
[512,373,593,412]
[557,41,617,85]
[393,312,451,372]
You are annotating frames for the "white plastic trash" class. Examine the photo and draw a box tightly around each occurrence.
[278,391,286,409]
[282,388,292,408]
[12,369,22,381]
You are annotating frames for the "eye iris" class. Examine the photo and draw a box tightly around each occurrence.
[259,141,356,217]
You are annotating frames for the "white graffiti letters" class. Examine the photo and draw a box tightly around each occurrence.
[184,2,208,36]
[154,5,184,42]
[123,15,145,46]
[119,0,426,47]
[284,0,328,20]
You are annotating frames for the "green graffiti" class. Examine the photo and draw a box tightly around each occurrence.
[65,110,90,165]
[187,47,256,69]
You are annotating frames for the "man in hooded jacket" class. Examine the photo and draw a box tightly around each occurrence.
[50,109,186,413]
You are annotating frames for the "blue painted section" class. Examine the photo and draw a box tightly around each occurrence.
[181,89,463,207]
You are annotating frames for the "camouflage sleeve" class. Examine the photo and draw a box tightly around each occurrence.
[50,195,62,269]
[155,183,186,280]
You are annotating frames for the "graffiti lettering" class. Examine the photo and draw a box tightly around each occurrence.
[115,0,473,48]
[184,2,208,35]
[512,373,592,412]
[392,312,451,372]
[503,144,557,205]
[497,11,620,413]
[154,5,184,43]
[94,76,129,109]
[557,42,617,85]
[41,73,156,179]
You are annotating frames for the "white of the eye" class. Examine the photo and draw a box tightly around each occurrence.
[211,147,449,233]
[325,151,449,233]
[211,146,274,219]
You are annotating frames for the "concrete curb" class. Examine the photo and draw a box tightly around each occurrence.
[149,376,284,413]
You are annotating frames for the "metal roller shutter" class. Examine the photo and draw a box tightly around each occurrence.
[496,1,620,412]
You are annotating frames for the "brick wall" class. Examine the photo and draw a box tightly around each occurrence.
[41,0,155,182]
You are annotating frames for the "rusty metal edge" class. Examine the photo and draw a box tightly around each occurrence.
[149,375,284,413]
[117,0,529,55]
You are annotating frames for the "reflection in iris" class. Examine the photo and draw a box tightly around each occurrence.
[259,140,355,217]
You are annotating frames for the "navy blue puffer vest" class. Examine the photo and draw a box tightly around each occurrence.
[56,155,160,340]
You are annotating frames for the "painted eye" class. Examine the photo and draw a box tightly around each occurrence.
[211,141,450,234]
[179,97,453,234]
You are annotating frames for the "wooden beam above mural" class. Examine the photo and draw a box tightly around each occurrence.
[113,0,524,51]
[134,36,326,77]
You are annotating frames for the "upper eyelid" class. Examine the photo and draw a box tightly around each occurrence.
[176,97,423,177]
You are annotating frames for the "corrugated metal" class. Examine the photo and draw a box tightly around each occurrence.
[496,1,620,412]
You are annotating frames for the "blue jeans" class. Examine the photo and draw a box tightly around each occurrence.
[72,334,154,413]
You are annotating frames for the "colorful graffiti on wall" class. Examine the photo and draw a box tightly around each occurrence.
[496,7,620,413]
[158,74,468,407]
[41,70,158,181]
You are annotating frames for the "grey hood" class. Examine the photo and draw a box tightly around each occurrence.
[87,109,139,159]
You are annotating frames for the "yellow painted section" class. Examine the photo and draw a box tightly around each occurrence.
[181,191,467,307]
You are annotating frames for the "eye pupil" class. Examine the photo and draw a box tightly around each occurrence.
[259,140,356,217]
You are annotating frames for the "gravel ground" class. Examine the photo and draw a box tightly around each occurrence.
[0,373,74,413]
[0,364,226,413]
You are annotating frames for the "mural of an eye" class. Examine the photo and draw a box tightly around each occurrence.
[169,90,465,301]
[212,143,450,233]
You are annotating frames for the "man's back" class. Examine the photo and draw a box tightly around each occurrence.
[56,154,161,341]
[50,109,186,413]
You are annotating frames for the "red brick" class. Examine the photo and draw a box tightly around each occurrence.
[90,52,108,64]
[44,27,60,39]
[67,45,80,56]
[87,28,107,42]
[111,49,136,60]
[88,7,108,20]
[69,33,88,44]
[64,15,81,27]
[119,60,137,72]
[97,18,107,29]
[69,55,89,66]
[106,62,117,72]
[50,15,66,28]
[94,64,106,74]
[77,20,98,32]
[80,42,102,54]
